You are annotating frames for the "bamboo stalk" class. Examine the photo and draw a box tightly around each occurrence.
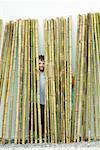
[0,19,3,48]
[91,14,97,141]
[14,20,22,144]
[77,15,85,142]
[44,19,48,143]
[22,20,27,144]
[0,24,10,105]
[51,19,57,143]
[33,20,38,144]
[87,14,92,142]
[35,20,42,143]
[30,20,33,144]
[2,22,14,144]
[94,13,100,140]
[27,19,31,143]
[74,15,82,142]
[56,18,61,143]
[8,22,16,143]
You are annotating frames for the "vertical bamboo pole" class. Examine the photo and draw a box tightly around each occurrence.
[51,19,57,143]
[56,18,61,143]
[18,20,23,144]
[27,19,31,143]
[35,20,42,143]
[33,20,38,143]
[14,20,21,144]
[8,22,16,143]
[74,15,82,142]
[30,20,33,144]
[20,20,25,144]
[0,24,10,105]
[0,19,3,47]
[67,17,72,143]
[44,19,49,143]
[2,22,13,144]
[63,18,68,144]
[94,13,100,140]
[59,18,62,143]
[82,15,87,141]
[91,14,97,141]
[60,18,64,143]
[50,19,54,143]
[87,14,92,142]
[22,20,27,144]
[77,15,85,142]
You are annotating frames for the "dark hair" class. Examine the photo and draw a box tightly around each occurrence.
[39,55,44,61]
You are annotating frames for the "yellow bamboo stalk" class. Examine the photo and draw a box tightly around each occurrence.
[8,22,16,143]
[27,19,31,143]
[74,15,82,142]
[94,13,100,140]
[44,19,48,143]
[0,19,3,48]
[49,20,54,143]
[63,18,68,143]
[30,20,33,144]
[91,14,97,141]
[33,20,38,143]
[35,20,42,143]
[2,22,14,144]
[51,19,57,143]
[56,18,61,143]
[14,20,22,144]
[22,20,27,144]
[77,15,85,142]
[0,24,10,105]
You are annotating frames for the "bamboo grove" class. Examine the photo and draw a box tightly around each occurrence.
[0,12,100,145]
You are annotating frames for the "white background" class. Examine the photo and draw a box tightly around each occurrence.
[0,0,99,138]
[0,0,100,71]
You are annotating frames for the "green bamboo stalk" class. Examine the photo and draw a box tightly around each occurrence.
[77,15,85,142]
[59,18,63,143]
[18,20,23,144]
[74,15,82,142]
[91,14,97,141]
[82,15,87,141]
[14,20,22,144]
[2,22,14,144]
[8,22,16,143]
[33,20,38,144]
[22,20,27,144]
[67,17,72,143]
[35,20,42,143]
[48,20,53,143]
[56,18,61,143]
[47,20,50,143]
[44,19,48,143]
[0,19,3,48]
[27,19,31,143]
[0,24,10,105]
[49,19,54,143]
[18,20,24,143]
[51,19,57,143]
[94,13,100,140]
[87,14,92,142]
[63,18,69,143]
[30,20,33,144]
[60,18,65,143]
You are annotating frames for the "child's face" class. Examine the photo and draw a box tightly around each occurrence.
[39,59,45,72]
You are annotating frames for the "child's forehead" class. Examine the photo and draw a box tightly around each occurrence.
[39,59,44,62]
